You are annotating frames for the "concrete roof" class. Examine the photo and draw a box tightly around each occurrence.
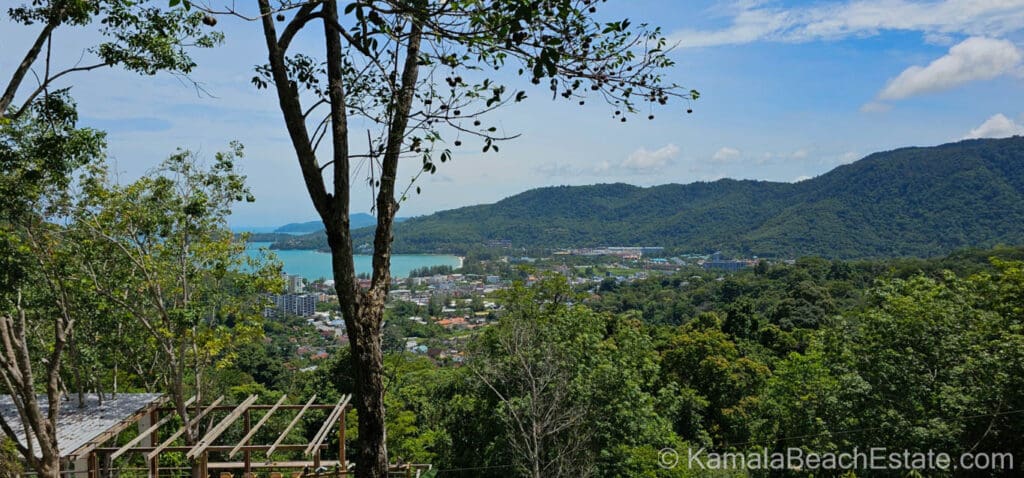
[0,393,164,459]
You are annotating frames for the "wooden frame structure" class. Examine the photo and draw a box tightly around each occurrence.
[90,395,354,478]
[6,394,433,477]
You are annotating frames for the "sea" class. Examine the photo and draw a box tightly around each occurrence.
[245,242,461,280]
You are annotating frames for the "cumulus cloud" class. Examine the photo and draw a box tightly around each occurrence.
[963,113,1024,139]
[621,144,680,172]
[534,145,681,177]
[668,0,1024,48]
[712,146,742,162]
[877,37,1022,100]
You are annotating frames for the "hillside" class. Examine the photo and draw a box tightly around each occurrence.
[272,137,1024,258]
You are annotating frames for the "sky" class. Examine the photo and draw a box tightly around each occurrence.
[2,0,1024,227]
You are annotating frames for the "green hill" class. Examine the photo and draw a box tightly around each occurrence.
[274,137,1024,258]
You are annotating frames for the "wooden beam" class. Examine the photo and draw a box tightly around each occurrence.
[110,396,196,461]
[266,395,316,458]
[187,394,259,459]
[146,396,225,461]
[305,395,350,456]
[229,394,287,458]
[97,444,320,453]
[157,404,337,412]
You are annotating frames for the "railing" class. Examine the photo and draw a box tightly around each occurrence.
[16,463,433,478]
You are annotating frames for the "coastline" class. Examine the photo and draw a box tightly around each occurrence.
[245,242,461,280]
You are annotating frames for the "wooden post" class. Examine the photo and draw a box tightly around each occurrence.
[244,409,252,476]
[149,409,160,478]
[88,451,98,478]
[338,408,346,474]
[200,451,209,478]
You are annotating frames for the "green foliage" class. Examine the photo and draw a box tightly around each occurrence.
[0,93,105,298]
[0,437,23,477]
[219,248,1024,477]
[76,144,282,400]
[467,276,686,477]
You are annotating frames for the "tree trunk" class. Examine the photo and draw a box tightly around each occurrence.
[37,461,60,478]
[0,294,65,478]
[341,299,388,478]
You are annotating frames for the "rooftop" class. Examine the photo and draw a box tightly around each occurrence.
[0,393,165,459]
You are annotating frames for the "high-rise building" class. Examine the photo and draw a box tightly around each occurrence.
[264,293,318,317]
[285,274,306,293]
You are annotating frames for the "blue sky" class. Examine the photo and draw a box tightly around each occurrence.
[3,0,1023,226]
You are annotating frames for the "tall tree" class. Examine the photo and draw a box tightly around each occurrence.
[1,4,221,475]
[0,95,105,478]
[470,277,684,478]
[76,146,282,473]
[180,1,695,475]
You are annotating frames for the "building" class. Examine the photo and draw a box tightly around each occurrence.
[285,273,306,293]
[265,293,319,317]
[702,260,752,271]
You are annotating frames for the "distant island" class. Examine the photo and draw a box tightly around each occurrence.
[243,213,407,244]
[274,213,408,233]
[252,137,1024,259]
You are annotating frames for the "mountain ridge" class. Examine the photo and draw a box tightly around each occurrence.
[270,136,1024,259]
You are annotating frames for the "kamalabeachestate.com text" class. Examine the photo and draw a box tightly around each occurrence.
[658,447,1015,472]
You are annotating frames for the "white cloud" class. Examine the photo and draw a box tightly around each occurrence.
[963,113,1024,139]
[877,37,1022,100]
[923,32,957,46]
[840,151,860,164]
[668,0,1024,48]
[622,144,680,172]
[711,146,742,162]
[793,175,813,182]
[791,148,809,160]
[860,101,892,113]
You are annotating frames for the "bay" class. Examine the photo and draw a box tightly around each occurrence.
[246,242,461,280]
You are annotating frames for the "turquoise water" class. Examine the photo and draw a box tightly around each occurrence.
[246,243,461,280]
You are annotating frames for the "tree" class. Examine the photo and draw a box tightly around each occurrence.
[1,4,220,475]
[471,278,594,478]
[1,0,221,121]
[174,0,695,474]
[76,147,282,475]
[470,277,686,478]
[0,96,106,477]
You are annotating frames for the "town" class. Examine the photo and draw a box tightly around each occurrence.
[262,248,770,371]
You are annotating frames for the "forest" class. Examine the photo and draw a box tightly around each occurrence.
[178,246,1024,477]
